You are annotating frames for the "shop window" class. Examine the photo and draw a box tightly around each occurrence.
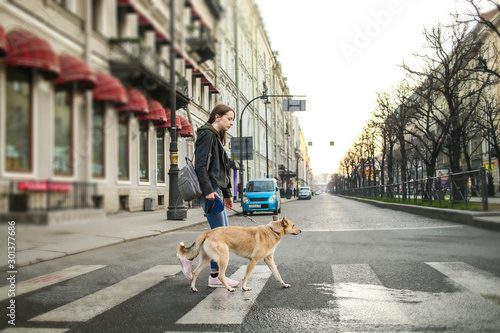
[5,67,32,172]
[119,195,129,210]
[139,121,149,181]
[54,86,73,175]
[92,102,105,178]
[157,128,165,183]
[53,0,67,8]
[118,115,129,180]
[92,0,103,33]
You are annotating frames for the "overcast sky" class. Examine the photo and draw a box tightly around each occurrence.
[254,0,477,175]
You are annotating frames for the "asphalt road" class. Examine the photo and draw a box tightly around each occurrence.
[1,194,500,332]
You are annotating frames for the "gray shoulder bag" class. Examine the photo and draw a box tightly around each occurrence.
[178,135,214,201]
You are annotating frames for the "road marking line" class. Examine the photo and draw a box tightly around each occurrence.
[331,264,410,327]
[0,265,106,302]
[0,329,68,333]
[30,265,180,322]
[427,262,500,304]
[176,265,271,325]
[320,225,463,232]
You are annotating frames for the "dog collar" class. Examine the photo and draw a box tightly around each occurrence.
[268,226,281,237]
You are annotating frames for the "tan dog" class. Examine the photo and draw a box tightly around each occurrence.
[177,216,301,292]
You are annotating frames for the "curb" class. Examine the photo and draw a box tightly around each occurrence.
[0,219,210,272]
[340,195,500,232]
[2,199,297,271]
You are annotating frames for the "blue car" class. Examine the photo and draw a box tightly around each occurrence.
[242,178,282,215]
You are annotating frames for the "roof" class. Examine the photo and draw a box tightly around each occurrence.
[480,8,499,22]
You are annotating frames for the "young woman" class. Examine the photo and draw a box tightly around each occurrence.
[177,104,239,288]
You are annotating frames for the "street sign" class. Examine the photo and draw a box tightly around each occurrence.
[283,100,306,111]
[231,137,254,160]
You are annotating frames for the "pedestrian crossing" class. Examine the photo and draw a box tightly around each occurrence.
[0,265,106,302]
[30,265,179,322]
[176,265,272,325]
[1,261,500,332]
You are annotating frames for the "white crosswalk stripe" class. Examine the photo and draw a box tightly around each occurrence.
[324,262,500,332]
[331,263,410,329]
[176,265,272,325]
[29,265,180,323]
[0,329,68,333]
[2,261,500,332]
[427,261,500,304]
[0,265,106,302]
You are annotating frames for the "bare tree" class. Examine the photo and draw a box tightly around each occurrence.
[343,148,359,189]
[402,20,487,177]
[373,89,399,187]
[459,0,500,45]
[359,123,379,188]
[480,94,500,162]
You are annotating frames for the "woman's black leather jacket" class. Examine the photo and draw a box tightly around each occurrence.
[194,124,232,199]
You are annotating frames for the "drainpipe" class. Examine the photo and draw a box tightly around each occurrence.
[234,2,242,198]
[85,0,92,183]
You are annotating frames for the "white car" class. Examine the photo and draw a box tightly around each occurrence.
[298,187,312,200]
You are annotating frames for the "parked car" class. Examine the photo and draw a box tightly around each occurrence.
[242,178,281,215]
[298,186,312,200]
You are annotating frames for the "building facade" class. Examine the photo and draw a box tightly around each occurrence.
[0,0,310,220]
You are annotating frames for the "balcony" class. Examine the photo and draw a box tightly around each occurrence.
[109,38,189,108]
[186,27,216,64]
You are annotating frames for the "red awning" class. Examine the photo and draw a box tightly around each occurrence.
[155,28,169,43]
[93,73,128,105]
[0,26,6,57]
[141,99,167,126]
[190,8,201,20]
[163,108,182,130]
[185,59,193,68]
[3,29,60,79]
[52,54,97,89]
[192,68,204,77]
[200,77,211,85]
[209,85,219,94]
[178,115,194,137]
[116,87,149,115]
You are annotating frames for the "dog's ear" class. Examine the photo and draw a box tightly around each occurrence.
[272,215,279,221]
[281,216,289,227]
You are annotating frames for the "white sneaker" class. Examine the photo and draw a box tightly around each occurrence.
[208,275,240,288]
[177,254,192,281]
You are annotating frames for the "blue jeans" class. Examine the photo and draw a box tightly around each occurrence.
[198,187,228,272]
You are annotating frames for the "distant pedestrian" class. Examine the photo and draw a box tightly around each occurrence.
[177,104,239,289]
[293,188,297,197]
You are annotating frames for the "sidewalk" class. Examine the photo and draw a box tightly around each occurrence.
[0,206,212,270]
[342,195,500,232]
[0,198,298,270]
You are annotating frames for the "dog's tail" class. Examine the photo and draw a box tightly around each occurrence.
[177,233,206,260]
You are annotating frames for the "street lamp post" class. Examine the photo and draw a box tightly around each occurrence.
[166,0,186,220]
[487,137,495,197]
[264,99,271,178]
[238,93,268,205]
[237,93,305,205]
[285,125,291,199]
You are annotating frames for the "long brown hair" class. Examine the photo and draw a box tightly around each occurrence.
[207,104,234,145]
